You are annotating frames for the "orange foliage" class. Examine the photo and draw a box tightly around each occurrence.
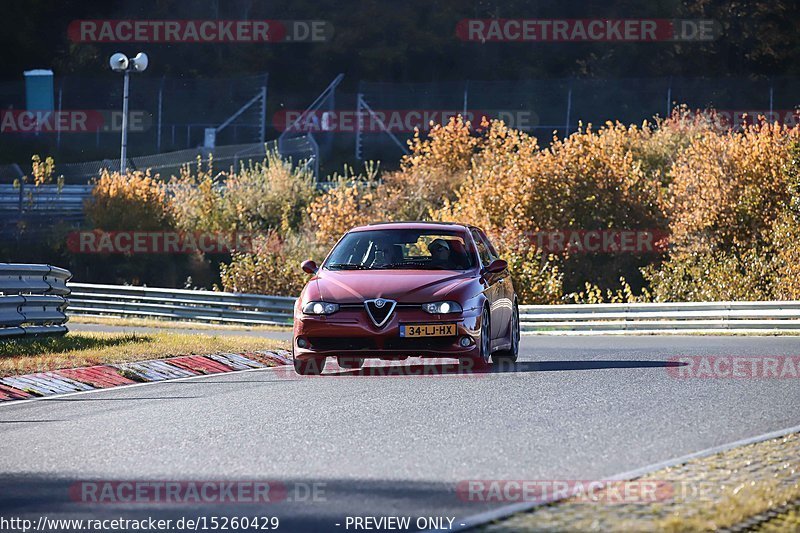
[665,120,800,252]
[85,169,171,230]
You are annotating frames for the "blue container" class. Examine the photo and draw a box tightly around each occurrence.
[24,69,54,111]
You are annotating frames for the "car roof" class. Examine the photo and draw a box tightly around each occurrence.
[349,221,473,233]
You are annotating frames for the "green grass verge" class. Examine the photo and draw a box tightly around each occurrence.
[0,331,288,377]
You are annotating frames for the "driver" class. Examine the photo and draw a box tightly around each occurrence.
[370,239,401,267]
[427,238,455,268]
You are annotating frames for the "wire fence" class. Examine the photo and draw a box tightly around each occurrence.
[4,75,800,182]
[0,74,268,170]
[0,135,325,183]
[355,76,800,161]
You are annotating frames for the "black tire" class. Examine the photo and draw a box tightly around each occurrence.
[337,356,365,369]
[461,306,492,371]
[492,302,519,365]
[294,356,326,375]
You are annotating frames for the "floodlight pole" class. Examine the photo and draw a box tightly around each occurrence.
[110,52,148,173]
[120,70,130,172]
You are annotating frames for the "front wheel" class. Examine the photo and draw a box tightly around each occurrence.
[492,303,519,365]
[461,307,492,371]
[294,356,326,375]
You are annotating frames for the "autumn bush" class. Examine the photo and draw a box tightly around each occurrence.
[301,112,800,303]
[371,117,476,221]
[567,277,652,304]
[430,117,668,300]
[306,163,381,245]
[168,157,228,233]
[219,229,325,296]
[2,155,65,264]
[642,248,778,302]
[16,154,61,189]
[664,120,800,253]
[771,211,800,300]
[68,109,800,303]
[84,168,172,231]
[170,150,317,234]
[76,169,179,285]
[431,112,800,303]
[645,128,800,301]
[306,117,477,244]
[497,233,564,305]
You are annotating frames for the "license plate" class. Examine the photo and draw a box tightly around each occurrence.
[399,323,457,337]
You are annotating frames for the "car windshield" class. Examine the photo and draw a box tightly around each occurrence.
[324,229,475,271]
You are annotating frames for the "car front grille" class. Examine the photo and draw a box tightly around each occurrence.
[383,337,457,351]
[306,336,457,352]
[308,337,377,351]
[364,299,396,327]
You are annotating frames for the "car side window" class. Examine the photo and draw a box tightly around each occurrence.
[470,229,492,267]
[477,229,499,261]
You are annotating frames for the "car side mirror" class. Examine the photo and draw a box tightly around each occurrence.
[482,258,507,275]
[301,260,318,274]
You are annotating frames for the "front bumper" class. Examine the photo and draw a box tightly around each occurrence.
[292,305,482,360]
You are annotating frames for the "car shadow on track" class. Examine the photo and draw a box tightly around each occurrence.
[491,360,688,373]
[319,359,687,377]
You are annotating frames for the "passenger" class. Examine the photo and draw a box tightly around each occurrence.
[427,239,456,269]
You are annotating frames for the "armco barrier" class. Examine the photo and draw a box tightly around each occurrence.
[0,264,71,338]
[68,283,295,326]
[67,282,800,333]
[519,301,800,333]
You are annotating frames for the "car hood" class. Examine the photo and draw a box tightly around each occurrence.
[313,269,474,304]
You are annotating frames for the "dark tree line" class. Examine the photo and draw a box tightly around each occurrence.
[2,0,798,91]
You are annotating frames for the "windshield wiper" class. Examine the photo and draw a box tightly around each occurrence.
[375,262,446,270]
[374,262,416,269]
[327,263,368,270]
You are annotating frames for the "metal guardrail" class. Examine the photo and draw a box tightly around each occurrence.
[520,301,800,332]
[0,184,92,216]
[66,282,800,333]
[1,140,311,233]
[68,283,296,326]
[0,184,89,238]
[0,264,71,338]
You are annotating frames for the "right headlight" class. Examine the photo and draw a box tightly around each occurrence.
[302,301,340,315]
[422,301,463,314]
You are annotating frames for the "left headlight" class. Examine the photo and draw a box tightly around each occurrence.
[302,301,340,315]
[422,301,462,314]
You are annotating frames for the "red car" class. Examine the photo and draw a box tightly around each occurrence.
[292,221,519,375]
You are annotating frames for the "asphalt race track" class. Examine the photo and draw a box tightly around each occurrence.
[1,335,799,532]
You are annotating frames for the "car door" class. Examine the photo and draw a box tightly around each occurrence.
[470,228,505,343]
[474,229,511,343]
